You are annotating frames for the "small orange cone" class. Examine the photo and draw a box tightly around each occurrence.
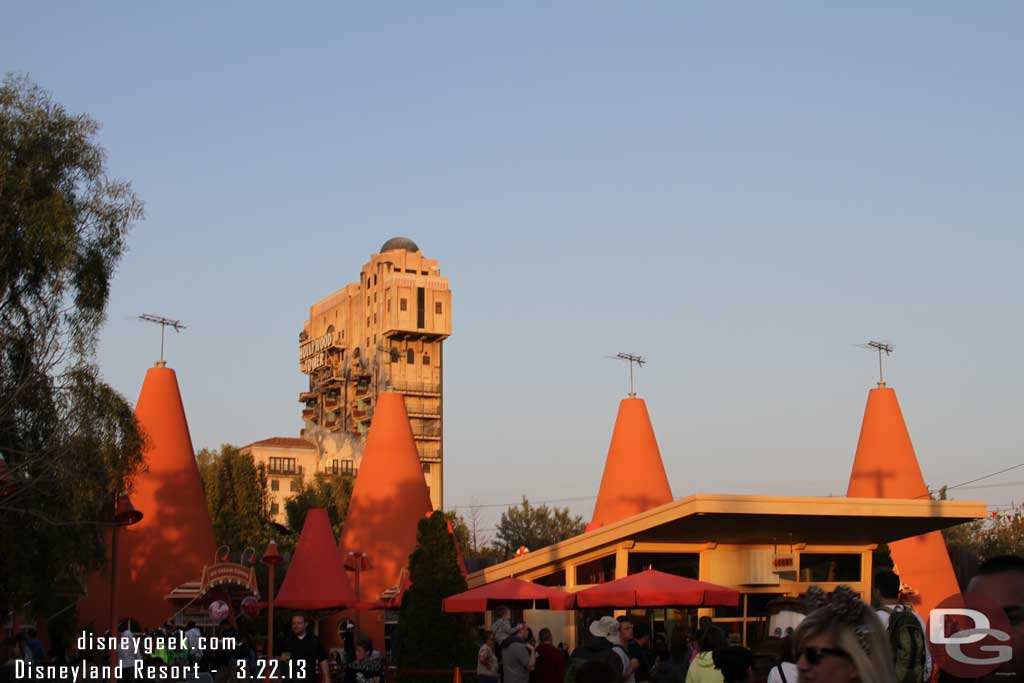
[452,667,462,683]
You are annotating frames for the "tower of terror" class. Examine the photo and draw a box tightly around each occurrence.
[298,238,451,509]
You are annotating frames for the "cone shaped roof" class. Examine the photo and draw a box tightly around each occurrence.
[276,508,358,610]
[846,386,958,617]
[340,393,433,602]
[77,365,218,630]
[588,397,673,531]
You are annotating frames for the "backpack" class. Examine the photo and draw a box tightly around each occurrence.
[883,606,926,683]
[564,645,626,683]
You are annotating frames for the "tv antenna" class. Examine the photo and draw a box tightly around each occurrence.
[858,340,892,387]
[607,352,646,397]
[138,314,186,366]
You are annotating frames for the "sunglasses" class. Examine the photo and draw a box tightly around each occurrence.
[798,646,851,665]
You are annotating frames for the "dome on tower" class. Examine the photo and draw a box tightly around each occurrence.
[380,237,420,253]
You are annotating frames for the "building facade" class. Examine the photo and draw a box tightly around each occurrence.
[241,437,327,524]
[298,237,451,509]
[468,494,985,651]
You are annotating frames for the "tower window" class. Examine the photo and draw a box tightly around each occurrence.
[271,480,279,492]
[388,300,391,312]
[407,349,414,364]
[422,463,431,473]
[271,503,279,515]
[289,479,298,492]
[400,298,407,312]
[435,302,442,315]
[416,287,425,328]
[390,348,400,363]
[373,274,377,285]
[422,354,430,365]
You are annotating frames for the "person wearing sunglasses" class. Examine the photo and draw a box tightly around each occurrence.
[794,586,895,683]
[965,554,1024,680]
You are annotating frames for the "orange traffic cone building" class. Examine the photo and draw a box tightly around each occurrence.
[77,364,218,631]
[337,393,434,644]
[587,396,673,531]
[275,508,358,610]
[846,385,959,617]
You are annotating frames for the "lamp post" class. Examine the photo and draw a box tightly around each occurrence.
[109,491,143,683]
[344,551,371,635]
[261,540,283,658]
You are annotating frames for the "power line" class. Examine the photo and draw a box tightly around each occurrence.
[448,494,597,510]
[948,481,1024,492]
[922,462,1024,498]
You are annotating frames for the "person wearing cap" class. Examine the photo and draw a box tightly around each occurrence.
[503,622,536,683]
[566,618,636,683]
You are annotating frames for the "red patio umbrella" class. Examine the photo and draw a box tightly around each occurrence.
[574,570,739,608]
[443,577,575,612]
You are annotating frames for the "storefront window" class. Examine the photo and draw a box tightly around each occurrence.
[713,601,744,619]
[799,553,861,582]
[534,569,566,587]
[627,552,699,578]
[575,555,616,585]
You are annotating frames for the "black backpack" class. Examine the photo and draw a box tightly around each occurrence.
[564,645,626,683]
[882,606,926,683]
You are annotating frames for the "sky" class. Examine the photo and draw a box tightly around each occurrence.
[4,2,1022,539]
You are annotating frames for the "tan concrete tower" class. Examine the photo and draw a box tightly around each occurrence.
[299,238,451,509]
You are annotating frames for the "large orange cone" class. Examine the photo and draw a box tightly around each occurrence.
[77,365,217,631]
[846,386,959,618]
[588,397,673,531]
[337,393,433,645]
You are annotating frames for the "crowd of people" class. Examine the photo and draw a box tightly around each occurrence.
[3,554,1023,683]
[479,555,1024,683]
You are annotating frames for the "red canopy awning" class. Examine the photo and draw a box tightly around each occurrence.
[443,577,575,612]
[574,570,739,608]
[275,509,358,611]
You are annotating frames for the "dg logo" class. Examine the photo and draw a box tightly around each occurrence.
[930,592,1014,678]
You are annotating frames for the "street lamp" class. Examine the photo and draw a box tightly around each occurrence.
[110,491,143,683]
[344,551,371,635]
[261,540,283,658]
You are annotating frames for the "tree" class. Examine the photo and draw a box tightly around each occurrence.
[284,472,354,538]
[933,485,1024,589]
[495,496,586,559]
[442,510,471,555]
[0,74,145,624]
[395,513,476,682]
[196,445,271,552]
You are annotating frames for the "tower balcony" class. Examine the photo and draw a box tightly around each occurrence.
[391,381,441,397]
[268,464,304,477]
[411,423,442,440]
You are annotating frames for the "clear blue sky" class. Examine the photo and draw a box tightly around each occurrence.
[5,2,1022,536]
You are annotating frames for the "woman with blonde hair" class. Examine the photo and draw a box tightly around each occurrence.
[795,586,896,683]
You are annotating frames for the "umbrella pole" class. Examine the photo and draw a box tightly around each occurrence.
[354,565,361,636]
[267,563,276,658]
